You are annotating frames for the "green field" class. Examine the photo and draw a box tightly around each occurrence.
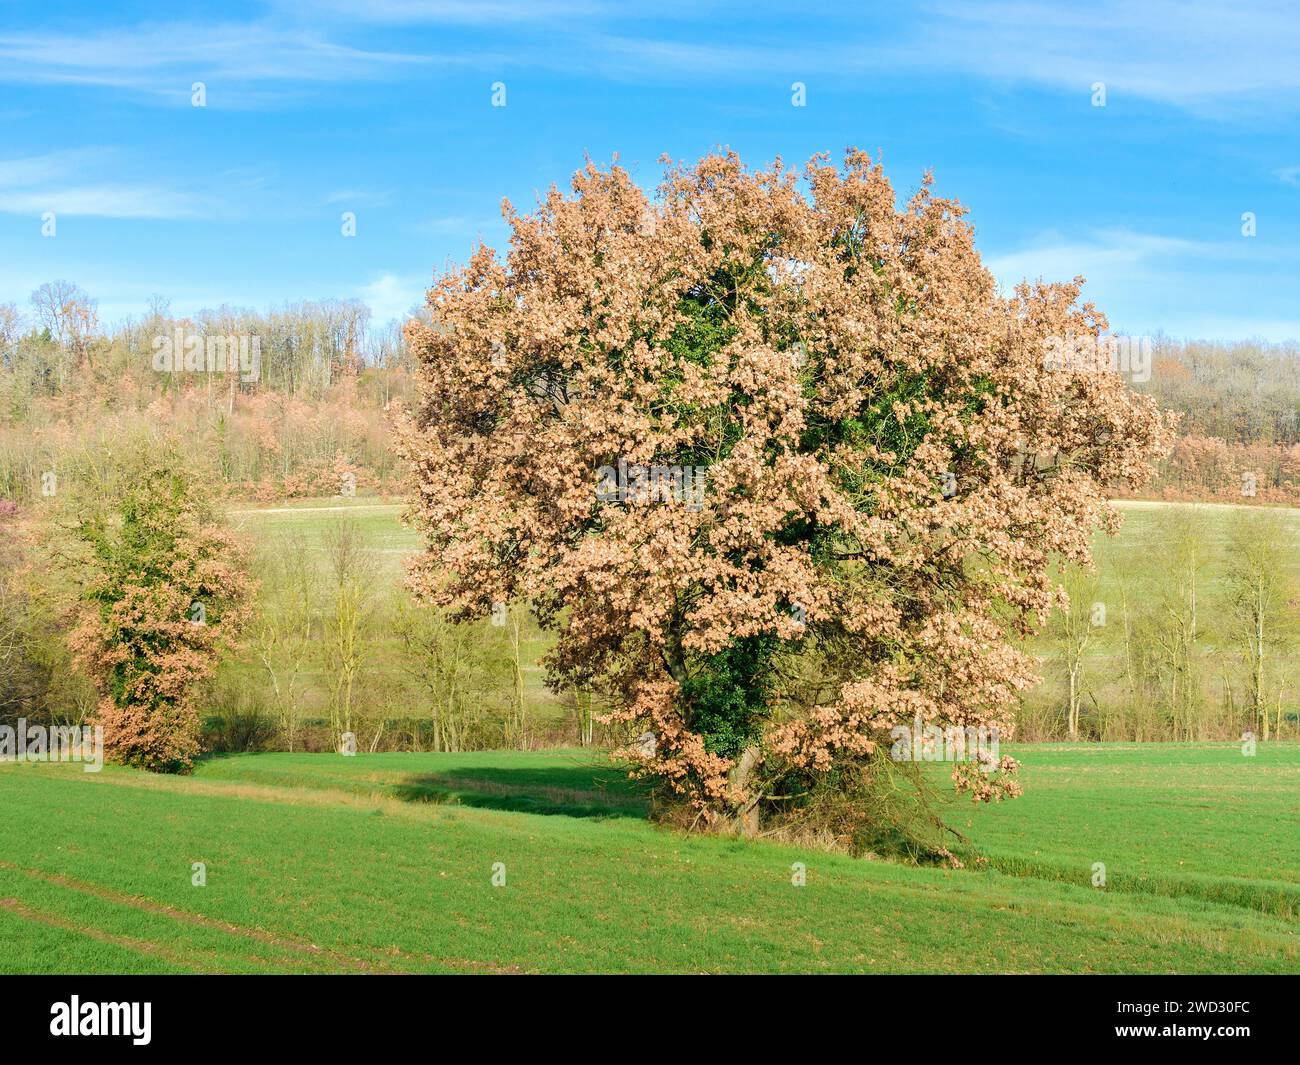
[6,498,1296,973]
[229,499,417,580]
[2,743,1297,973]
[227,497,1300,583]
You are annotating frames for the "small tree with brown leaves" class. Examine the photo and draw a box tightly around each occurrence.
[64,442,252,772]
[397,150,1173,838]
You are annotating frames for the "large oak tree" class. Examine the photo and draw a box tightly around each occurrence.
[398,150,1173,830]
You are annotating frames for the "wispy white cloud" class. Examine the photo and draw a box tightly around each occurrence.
[0,186,200,219]
[323,189,394,208]
[7,2,1298,117]
[0,149,204,219]
[985,227,1300,340]
[910,1,1300,115]
[569,1,1300,116]
[0,21,434,103]
[0,149,110,187]
[414,214,509,239]
[985,229,1220,290]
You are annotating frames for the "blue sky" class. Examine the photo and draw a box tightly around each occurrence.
[2,0,1299,340]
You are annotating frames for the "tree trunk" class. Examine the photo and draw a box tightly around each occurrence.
[729,746,762,838]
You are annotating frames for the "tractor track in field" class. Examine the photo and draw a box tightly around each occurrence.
[0,861,400,974]
[32,764,479,825]
[0,896,217,972]
[0,861,524,974]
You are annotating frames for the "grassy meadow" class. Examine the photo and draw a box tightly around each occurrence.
[4,497,1297,974]
[1,742,1297,974]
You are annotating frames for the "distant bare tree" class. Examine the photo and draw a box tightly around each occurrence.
[1051,564,1102,740]
[0,303,22,369]
[323,516,375,751]
[394,599,510,752]
[1152,510,1212,740]
[30,280,98,382]
[1224,509,1298,740]
[253,532,316,751]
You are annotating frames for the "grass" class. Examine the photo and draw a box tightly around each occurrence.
[228,498,416,582]
[7,498,1293,972]
[950,743,1300,918]
[2,743,1298,974]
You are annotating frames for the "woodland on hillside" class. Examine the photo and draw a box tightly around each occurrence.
[2,286,1298,505]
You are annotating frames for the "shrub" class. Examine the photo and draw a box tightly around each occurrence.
[63,439,253,771]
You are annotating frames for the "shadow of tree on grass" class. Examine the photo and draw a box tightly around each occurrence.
[390,764,649,819]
